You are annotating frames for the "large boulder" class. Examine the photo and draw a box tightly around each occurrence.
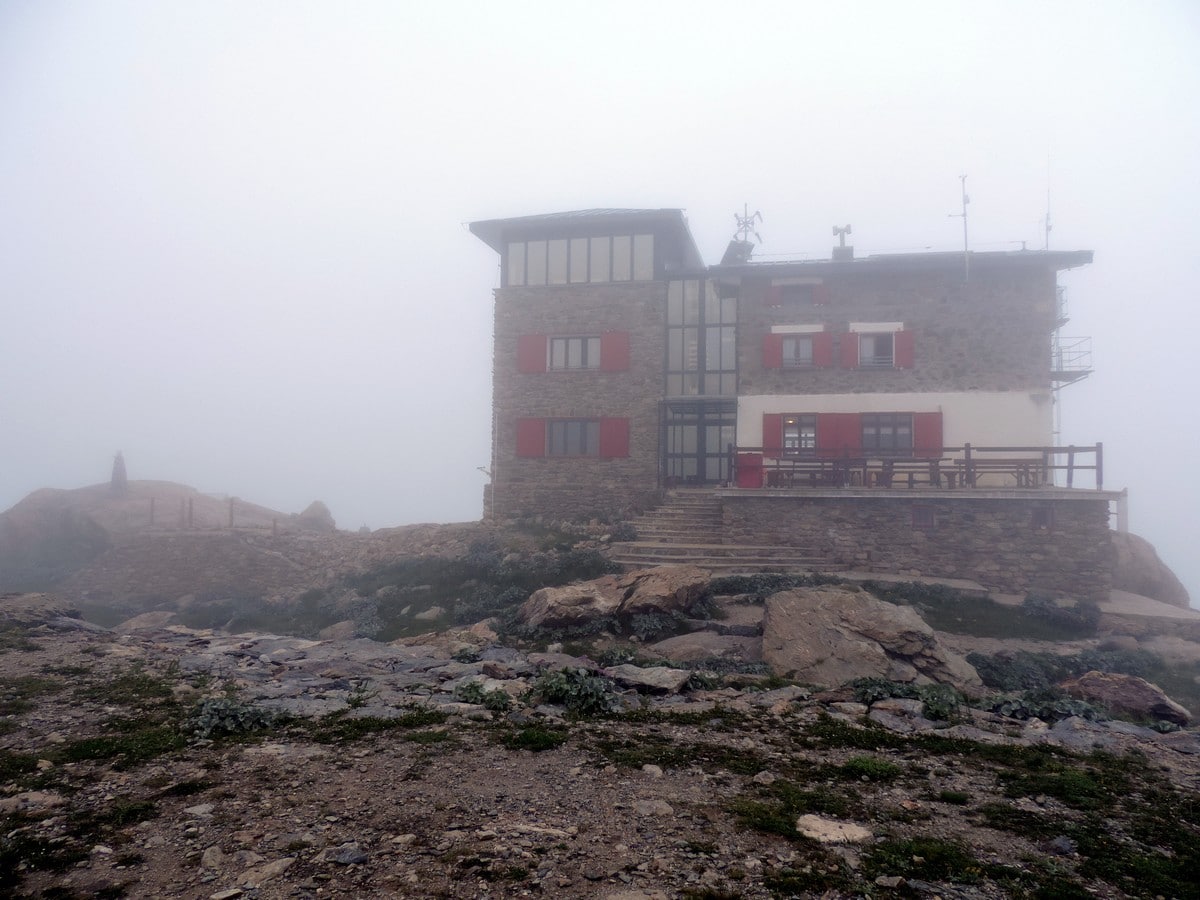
[1060,670,1191,725]
[1111,532,1191,609]
[761,586,981,691]
[296,501,336,533]
[518,565,710,629]
[612,565,711,617]
[518,579,623,629]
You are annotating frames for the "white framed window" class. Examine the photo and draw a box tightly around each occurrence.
[858,333,895,368]
[782,335,814,368]
[783,414,817,455]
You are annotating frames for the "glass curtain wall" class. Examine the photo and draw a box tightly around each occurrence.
[663,279,737,485]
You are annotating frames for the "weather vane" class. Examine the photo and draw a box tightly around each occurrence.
[734,203,762,244]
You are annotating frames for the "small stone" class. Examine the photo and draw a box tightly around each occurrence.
[633,799,673,817]
[185,803,215,817]
[752,771,777,785]
[641,764,663,778]
[209,890,244,900]
[875,875,904,888]
[240,856,295,887]
[325,843,368,865]
[391,834,417,845]
[201,845,226,870]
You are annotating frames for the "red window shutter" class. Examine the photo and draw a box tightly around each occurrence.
[764,285,783,306]
[812,331,834,367]
[515,418,545,457]
[913,411,943,458]
[839,333,859,368]
[598,417,629,458]
[813,283,829,306]
[817,413,862,457]
[517,334,547,373]
[762,413,783,458]
[894,329,915,369]
[762,333,783,368]
[599,331,630,372]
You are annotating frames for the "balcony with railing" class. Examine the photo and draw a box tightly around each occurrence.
[728,443,1104,491]
[1052,336,1093,385]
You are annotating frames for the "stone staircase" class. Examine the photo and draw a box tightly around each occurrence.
[608,489,833,574]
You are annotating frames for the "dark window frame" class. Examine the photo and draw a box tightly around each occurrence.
[548,335,601,371]
[862,412,913,455]
[546,419,600,457]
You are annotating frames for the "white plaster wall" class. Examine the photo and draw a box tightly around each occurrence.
[737,391,1054,447]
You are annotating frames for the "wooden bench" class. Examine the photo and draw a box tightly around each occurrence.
[872,458,946,488]
[764,458,865,488]
[955,457,1046,488]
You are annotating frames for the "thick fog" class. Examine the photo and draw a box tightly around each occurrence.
[2,2,1197,600]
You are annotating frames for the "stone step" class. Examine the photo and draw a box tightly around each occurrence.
[614,542,820,556]
[608,556,835,574]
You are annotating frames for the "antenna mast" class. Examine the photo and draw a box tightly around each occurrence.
[733,203,763,244]
[946,174,970,282]
[1044,187,1053,250]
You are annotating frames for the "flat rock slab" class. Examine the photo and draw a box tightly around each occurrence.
[646,631,760,663]
[795,814,872,844]
[605,664,692,693]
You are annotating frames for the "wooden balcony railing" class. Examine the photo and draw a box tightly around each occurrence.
[726,443,1103,491]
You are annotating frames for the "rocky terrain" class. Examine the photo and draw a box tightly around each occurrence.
[3,574,1200,899]
[3,482,1200,897]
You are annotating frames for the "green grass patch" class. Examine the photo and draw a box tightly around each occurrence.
[0,675,64,716]
[303,708,449,743]
[999,763,1128,810]
[863,835,985,882]
[591,734,764,775]
[732,778,862,841]
[976,802,1061,839]
[937,789,972,805]
[56,724,186,769]
[0,749,40,780]
[79,668,177,707]
[501,727,569,752]
[838,755,903,782]
[0,625,38,654]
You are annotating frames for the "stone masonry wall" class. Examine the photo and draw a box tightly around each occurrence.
[739,266,1058,397]
[492,282,666,521]
[720,493,1112,602]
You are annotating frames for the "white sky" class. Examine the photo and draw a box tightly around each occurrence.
[2,1,1198,600]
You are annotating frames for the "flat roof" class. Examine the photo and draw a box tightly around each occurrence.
[709,248,1094,278]
[470,208,706,271]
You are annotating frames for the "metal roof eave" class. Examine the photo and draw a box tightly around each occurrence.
[708,249,1094,280]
